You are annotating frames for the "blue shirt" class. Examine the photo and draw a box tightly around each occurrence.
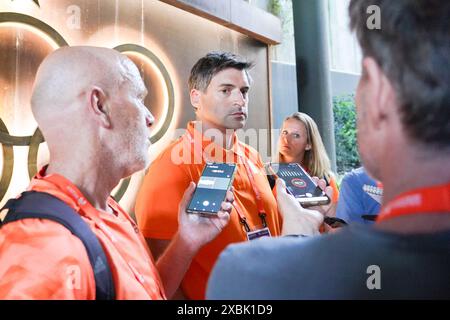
[336,167,381,224]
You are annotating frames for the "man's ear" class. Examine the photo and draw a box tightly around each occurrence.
[190,89,201,112]
[89,86,111,128]
[362,57,393,129]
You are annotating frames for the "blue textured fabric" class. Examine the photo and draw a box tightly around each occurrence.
[336,167,381,224]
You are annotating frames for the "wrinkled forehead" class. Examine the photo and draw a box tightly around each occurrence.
[118,56,146,93]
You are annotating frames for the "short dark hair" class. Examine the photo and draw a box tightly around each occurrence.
[349,0,450,149]
[188,51,254,92]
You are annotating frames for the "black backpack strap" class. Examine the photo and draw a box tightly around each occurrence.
[361,214,378,221]
[0,191,115,300]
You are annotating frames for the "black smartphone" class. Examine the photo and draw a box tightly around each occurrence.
[186,163,237,215]
[269,163,330,207]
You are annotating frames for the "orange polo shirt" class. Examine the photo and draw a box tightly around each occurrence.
[135,121,282,299]
[0,167,165,300]
[327,176,340,204]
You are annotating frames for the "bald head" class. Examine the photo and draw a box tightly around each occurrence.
[29,45,152,177]
[31,46,136,126]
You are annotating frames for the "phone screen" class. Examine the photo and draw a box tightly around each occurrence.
[270,163,330,206]
[187,163,236,215]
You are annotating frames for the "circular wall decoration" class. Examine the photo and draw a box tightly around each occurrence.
[0,119,15,202]
[0,12,67,202]
[114,44,175,144]
[0,12,68,47]
[0,14,175,203]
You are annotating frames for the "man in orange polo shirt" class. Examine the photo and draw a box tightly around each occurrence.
[135,52,282,299]
[0,46,233,299]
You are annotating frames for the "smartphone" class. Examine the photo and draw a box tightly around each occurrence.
[269,163,330,207]
[186,163,237,215]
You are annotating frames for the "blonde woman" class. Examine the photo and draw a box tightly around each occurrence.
[276,112,339,204]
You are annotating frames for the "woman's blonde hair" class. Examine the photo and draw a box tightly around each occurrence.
[277,112,333,180]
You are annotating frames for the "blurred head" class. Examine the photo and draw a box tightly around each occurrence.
[31,46,154,177]
[349,0,450,178]
[277,112,332,179]
[189,51,254,132]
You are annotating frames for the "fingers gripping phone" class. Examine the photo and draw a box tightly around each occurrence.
[269,163,330,207]
[187,163,237,215]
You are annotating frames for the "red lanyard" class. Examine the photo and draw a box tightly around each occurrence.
[376,183,450,223]
[232,156,268,232]
[185,129,268,232]
[38,170,139,231]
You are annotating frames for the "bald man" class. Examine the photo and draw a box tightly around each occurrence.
[0,46,232,299]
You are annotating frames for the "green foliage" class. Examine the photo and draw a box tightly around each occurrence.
[268,0,282,17]
[333,94,360,174]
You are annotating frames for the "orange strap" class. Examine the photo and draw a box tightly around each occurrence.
[376,183,450,222]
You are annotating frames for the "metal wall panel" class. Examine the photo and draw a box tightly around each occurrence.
[0,0,271,210]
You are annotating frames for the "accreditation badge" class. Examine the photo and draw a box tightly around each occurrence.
[246,227,271,241]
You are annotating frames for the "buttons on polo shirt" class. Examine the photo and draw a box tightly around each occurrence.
[128,261,163,300]
[128,261,161,299]
[146,272,163,299]
[128,261,145,284]
[128,220,140,234]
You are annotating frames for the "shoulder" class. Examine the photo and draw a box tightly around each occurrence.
[341,168,362,186]
[214,235,332,270]
[207,231,365,299]
[1,217,93,252]
[215,227,374,268]
[343,167,375,186]
[343,167,361,180]
[150,136,185,167]
[144,136,195,182]
[0,218,95,299]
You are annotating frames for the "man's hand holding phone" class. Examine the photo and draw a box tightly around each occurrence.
[178,182,234,253]
[276,178,324,236]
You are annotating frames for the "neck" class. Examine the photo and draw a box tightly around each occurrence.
[46,151,121,213]
[380,149,450,205]
[199,120,235,149]
[375,147,450,234]
[282,154,304,166]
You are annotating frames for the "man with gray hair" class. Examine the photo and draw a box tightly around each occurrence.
[207,0,450,299]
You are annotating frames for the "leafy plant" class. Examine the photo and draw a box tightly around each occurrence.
[268,0,282,17]
[333,94,360,174]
